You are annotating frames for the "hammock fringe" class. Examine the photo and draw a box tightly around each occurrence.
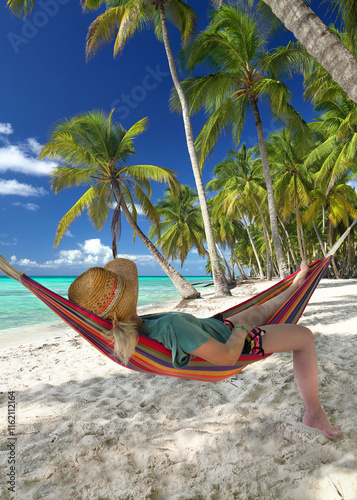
[0,255,22,281]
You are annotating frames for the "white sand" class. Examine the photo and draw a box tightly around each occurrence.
[1,278,357,499]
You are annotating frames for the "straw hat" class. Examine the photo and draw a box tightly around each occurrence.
[68,258,138,322]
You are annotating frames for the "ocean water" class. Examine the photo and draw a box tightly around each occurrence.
[0,275,213,331]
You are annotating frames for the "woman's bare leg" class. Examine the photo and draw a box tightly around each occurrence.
[262,324,341,437]
[229,261,310,333]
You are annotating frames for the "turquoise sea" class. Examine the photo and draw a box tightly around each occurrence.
[0,275,213,332]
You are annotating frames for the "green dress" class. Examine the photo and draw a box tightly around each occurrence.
[140,311,232,369]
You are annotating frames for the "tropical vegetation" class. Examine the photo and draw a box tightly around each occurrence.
[39,110,200,299]
[5,1,357,287]
[170,3,312,278]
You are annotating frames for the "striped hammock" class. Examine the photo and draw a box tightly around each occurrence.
[0,219,355,383]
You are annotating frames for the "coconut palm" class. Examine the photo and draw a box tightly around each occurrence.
[304,173,357,278]
[245,0,357,103]
[149,185,207,266]
[173,5,311,277]
[39,109,200,299]
[305,93,357,193]
[223,146,272,278]
[83,0,231,296]
[266,128,313,262]
[207,144,269,278]
[209,203,249,280]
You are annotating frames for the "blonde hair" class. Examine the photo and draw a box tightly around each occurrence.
[107,319,138,365]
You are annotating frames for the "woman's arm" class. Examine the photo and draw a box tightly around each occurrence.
[188,326,248,366]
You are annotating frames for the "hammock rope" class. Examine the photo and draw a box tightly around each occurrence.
[1,216,355,382]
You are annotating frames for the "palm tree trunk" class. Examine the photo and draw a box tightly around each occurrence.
[232,245,248,280]
[301,224,307,261]
[313,220,326,258]
[262,0,357,104]
[216,244,234,283]
[251,99,288,278]
[279,216,299,268]
[347,231,352,278]
[252,195,271,279]
[237,205,264,278]
[328,219,340,278]
[295,198,305,261]
[157,2,231,297]
[118,195,200,300]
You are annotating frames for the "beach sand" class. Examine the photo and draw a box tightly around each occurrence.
[1,278,357,499]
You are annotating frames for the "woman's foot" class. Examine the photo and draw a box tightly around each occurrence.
[303,409,341,437]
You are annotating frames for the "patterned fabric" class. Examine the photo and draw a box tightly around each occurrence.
[14,257,332,382]
[242,327,265,356]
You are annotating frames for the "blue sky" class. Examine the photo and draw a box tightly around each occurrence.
[0,1,332,276]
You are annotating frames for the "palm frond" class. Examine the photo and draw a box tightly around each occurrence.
[261,41,313,79]
[50,167,96,194]
[54,187,97,248]
[86,6,126,59]
[170,73,236,116]
[124,164,180,192]
[6,0,33,17]
[87,182,111,230]
[195,97,248,168]
[113,117,148,160]
[165,0,198,45]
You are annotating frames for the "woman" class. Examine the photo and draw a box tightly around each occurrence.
[68,258,340,437]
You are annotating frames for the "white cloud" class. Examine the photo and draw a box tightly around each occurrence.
[0,179,47,197]
[0,123,13,135]
[12,202,40,211]
[11,238,156,269]
[27,138,42,155]
[134,204,145,216]
[0,124,57,175]
[0,237,17,247]
[64,230,75,238]
[0,144,57,176]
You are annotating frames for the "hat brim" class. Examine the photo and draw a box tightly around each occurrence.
[104,259,139,318]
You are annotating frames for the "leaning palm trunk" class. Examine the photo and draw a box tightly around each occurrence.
[279,217,299,269]
[252,195,272,279]
[251,99,288,278]
[118,195,200,300]
[157,3,231,297]
[328,219,340,279]
[236,205,264,278]
[231,245,248,280]
[262,0,357,104]
[216,244,234,283]
[313,221,326,258]
[295,200,306,261]
[346,232,352,277]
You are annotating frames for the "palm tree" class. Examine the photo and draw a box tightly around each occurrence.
[173,5,310,278]
[148,185,207,266]
[247,0,357,104]
[207,145,268,278]
[83,0,231,296]
[209,203,249,280]
[39,109,200,299]
[8,0,357,101]
[225,146,273,278]
[266,128,313,262]
[305,95,357,192]
[304,173,357,277]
